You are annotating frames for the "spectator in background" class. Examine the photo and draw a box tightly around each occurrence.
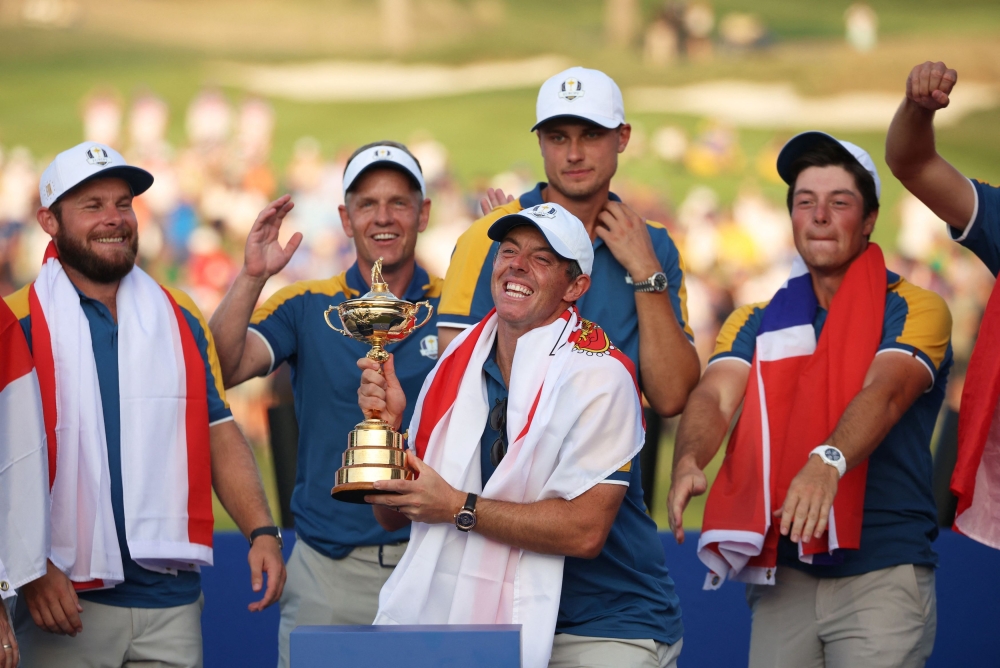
[886,61,1000,549]
[208,141,443,668]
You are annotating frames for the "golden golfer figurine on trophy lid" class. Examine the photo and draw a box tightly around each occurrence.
[324,258,434,503]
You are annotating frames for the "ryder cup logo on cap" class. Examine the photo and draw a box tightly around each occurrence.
[39,141,154,209]
[533,66,625,131]
[487,202,595,276]
[342,143,426,199]
[776,131,882,200]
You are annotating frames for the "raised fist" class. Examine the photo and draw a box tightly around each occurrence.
[906,61,957,111]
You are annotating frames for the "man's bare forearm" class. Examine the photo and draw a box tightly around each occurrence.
[209,269,267,385]
[672,386,732,472]
[886,100,938,180]
[475,485,625,559]
[636,291,700,417]
[210,421,275,538]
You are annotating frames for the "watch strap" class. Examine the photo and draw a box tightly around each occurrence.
[463,492,478,512]
[249,526,282,548]
[810,445,847,478]
[632,271,668,293]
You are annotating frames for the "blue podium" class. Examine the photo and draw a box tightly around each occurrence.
[290,624,522,667]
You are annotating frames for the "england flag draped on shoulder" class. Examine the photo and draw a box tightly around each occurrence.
[374,306,644,668]
[0,297,49,603]
[25,242,214,590]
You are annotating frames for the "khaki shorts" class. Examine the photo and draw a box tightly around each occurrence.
[747,563,936,668]
[14,592,204,668]
[548,634,682,668]
[277,539,405,668]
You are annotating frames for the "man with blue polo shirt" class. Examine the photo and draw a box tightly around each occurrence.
[887,61,1000,547]
[362,203,683,668]
[670,133,949,667]
[437,66,701,509]
[7,142,284,668]
[209,141,442,668]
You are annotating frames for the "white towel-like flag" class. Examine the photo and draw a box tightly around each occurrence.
[0,297,49,602]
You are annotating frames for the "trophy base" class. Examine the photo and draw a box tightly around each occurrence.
[331,465,410,504]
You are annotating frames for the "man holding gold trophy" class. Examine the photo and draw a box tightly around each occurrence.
[209,141,442,668]
[357,203,683,668]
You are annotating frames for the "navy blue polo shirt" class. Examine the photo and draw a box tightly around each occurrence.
[950,179,1000,276]
[437,183,693,373]
[249,262,442,559]
[478,345,683,645]
[712,269,953,577]
[5,283,232,608]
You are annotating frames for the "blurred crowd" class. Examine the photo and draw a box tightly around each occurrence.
[0,86,992,454]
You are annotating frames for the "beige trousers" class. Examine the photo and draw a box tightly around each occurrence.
[14,593,203,668]
[548,634,683,668]
[277,539,405,668]
[747,564,937,668]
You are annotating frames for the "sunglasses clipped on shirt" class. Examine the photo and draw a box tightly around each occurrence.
[489,398,508,467]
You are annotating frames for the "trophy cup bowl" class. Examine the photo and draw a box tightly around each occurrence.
[325,258,433,503]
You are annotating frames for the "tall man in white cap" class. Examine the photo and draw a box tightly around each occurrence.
[4,142,285,667]
[886,61,1000,549]
[669,132,950,667]
[437,67,698,625]
[360,202,683,668]
[208,140,443,668]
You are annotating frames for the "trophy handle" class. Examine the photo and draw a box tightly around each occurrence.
[411,301,434,331]
[324,306,351,337]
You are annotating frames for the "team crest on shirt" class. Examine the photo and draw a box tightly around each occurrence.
[559,78,584,101]
[572,319,612,356]
[85,146,112,165]
[419,334,438,359]
[527,204,558,219]
[374,148,391,159]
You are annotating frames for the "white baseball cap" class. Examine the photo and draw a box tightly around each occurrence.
[532,66,626,132]
[342,143,426,199]
[487,203,594,276]
[776,131,881,200]
[39,142,153,208]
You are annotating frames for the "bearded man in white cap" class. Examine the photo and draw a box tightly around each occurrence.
[208,140,442,668]
[669,132,950,668]
[4,142,285,668]
[359,202,683,668]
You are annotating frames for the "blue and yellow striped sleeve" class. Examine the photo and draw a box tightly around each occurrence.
[880,278,953,386]
[647,222,695,343]
[3,285,31,345]
[600,454,636,487]
[165,287,232,424]
[438,201,523,329]
[710,302,768,366]
[950,180,1000,277]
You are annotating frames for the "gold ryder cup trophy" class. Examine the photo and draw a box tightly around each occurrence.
[324,258,434,503]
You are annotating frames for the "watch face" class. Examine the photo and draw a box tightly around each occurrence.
[456,511,476,530]
[653,273,668,291]
[824,447,841,461]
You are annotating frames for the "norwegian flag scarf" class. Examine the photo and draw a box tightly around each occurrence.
[374,307,645,668]
[699,244,885,588]
[27,242,213,591]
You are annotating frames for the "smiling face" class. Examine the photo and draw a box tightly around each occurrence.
[43,177,139,283]
[491,225,590,333]
[536,120,630,200]
[790,165,877,274]
[340,167,429,273]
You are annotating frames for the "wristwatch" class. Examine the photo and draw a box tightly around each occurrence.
[632,271,668,293]
[810,445,847,478]
[454,493,478,532]
[249,526,283,549]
